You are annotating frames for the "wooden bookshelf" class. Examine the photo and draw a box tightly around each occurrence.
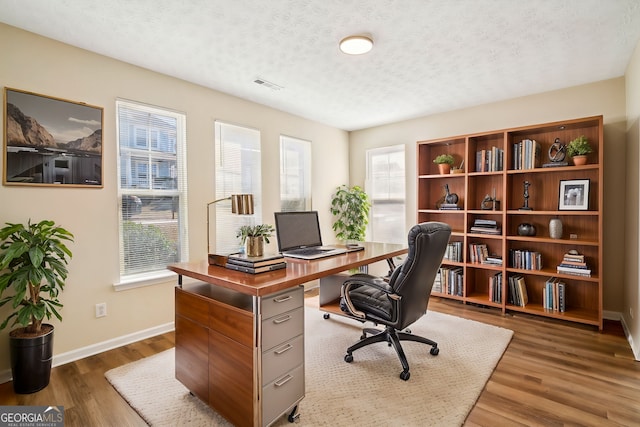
[418,116,603,329]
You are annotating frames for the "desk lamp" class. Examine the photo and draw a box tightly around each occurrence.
[207,194,254,265]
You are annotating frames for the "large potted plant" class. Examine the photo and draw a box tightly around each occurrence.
[330,185,370,242]
[236,224,275,257]
[0,219,74,394]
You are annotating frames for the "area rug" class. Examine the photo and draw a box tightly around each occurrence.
[106,308,513,426]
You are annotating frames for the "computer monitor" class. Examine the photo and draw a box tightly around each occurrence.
[274,211,323,252]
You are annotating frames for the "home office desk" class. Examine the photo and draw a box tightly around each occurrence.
[167,242,407,427]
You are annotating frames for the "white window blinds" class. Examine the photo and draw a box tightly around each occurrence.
[116,100,188,280]
[366,144,406,244]
[280,135,311,212]
[214,121,262,254]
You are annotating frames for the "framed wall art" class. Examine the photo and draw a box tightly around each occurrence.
[559,179,590,210]
[3,87,104,187]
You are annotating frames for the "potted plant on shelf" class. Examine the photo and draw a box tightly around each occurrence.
[433,154,455,174]
[236,224,275,257]
[566,135,592,166]
[0,219,74,394]
[330,185,370,243]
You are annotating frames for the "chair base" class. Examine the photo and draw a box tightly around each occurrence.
[344,325,439,381]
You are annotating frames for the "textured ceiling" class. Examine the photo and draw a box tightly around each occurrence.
[1,0,640,131]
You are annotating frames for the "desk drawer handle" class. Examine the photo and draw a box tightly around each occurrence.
[273,315,291,324]
[274,374,293,387]
[274,344,293,355]
[273,295,292,303]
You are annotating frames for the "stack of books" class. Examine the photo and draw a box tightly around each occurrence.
[225,253,286,274]
[469,219,501,235]
[556,252,591,277]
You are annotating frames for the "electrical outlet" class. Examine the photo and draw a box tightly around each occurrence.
[95,302,107,318]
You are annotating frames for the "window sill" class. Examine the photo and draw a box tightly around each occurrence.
[114,270,177,291]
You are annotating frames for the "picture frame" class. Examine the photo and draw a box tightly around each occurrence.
[559,179,590,210]
[3,87,104,187]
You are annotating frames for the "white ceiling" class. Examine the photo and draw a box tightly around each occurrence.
[1,0,640,131]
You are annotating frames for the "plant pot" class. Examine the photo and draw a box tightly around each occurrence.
[572,155,588,166]
[246,236,264,257]
[10,324,54,394]
[438,163,451,175]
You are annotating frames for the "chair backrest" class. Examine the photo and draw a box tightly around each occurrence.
[389,222,451,328]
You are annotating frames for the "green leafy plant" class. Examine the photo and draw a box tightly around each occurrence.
[236,224,275,245]
[566,136,592,156]
[433,154,455,165]
[330,185,370,242]
[122,221,178,275]
[0,220,74,334]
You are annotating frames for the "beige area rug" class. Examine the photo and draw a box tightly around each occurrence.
[106,307,513,426]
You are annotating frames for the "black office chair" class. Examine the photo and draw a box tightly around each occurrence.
[340,222,451,381]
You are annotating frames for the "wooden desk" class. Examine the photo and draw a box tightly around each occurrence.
[168,242,407,427]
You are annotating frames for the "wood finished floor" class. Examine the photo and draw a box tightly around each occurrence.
[1,292,638,427]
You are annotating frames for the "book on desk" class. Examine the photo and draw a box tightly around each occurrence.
[225,253,286,274]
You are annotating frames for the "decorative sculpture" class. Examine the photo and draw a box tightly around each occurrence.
[519,180,532,210]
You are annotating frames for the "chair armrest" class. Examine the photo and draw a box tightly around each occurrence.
[340,274,400,319]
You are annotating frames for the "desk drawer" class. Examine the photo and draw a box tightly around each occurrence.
[262,307,304,351]
[262,334,304,386]
[262,364,304,427]
[261,287,303,319]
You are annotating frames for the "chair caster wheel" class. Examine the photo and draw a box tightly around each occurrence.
[400,370,410,381]
[323,313,330,319]
[344,354,353,363]
[287,405,299,423]
[430,346,439,356]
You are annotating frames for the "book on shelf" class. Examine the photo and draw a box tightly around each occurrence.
[556,251,591,277]
[544,277,566,312]
[489,272,503,303]
[469,226,501,235]
[227,252,285,267]
[439,203,461,210]
[509,249,543,270]
[444,241,463,262]
[512,139,541,170]
[225,261,287,274]
[475,147,504,172]
[508,275,528,307]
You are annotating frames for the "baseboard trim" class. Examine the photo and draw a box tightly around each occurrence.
[618,315,640,361]
[0,322,175,385]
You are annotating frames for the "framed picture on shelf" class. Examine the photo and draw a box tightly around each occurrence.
[559,179,589,210]
[3,87,104,187]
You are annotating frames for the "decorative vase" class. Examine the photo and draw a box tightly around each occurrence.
[572,155,587,166]
[246,236,264,257]
[517,223,536,236]
[438,163,451,175]
[549,218,563,239]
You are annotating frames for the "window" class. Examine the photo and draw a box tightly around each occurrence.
[214,121,262,254]
[116,100,188,285]
[280,135,311,212]
[366,145,406,244]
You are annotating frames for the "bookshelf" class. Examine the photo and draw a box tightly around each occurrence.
[418,116,603,329]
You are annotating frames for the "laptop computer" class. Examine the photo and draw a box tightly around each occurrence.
[274,211,348,260]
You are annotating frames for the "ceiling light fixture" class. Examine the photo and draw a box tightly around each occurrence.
[339,35,373,55]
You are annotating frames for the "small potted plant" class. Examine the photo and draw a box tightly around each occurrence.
[0,219,74,393]
[433,154,455,174]
[236,223,275,257]
[330,185,370,243]
[566,135,592,166]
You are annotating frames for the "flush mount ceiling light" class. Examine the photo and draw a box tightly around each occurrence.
[339,35,373,55]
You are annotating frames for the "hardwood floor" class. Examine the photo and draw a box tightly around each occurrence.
[1,293,638,426]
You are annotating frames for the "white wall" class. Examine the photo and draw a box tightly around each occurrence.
[349,78,628,319]
[0,24,349,376]
[624,40,640,359]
